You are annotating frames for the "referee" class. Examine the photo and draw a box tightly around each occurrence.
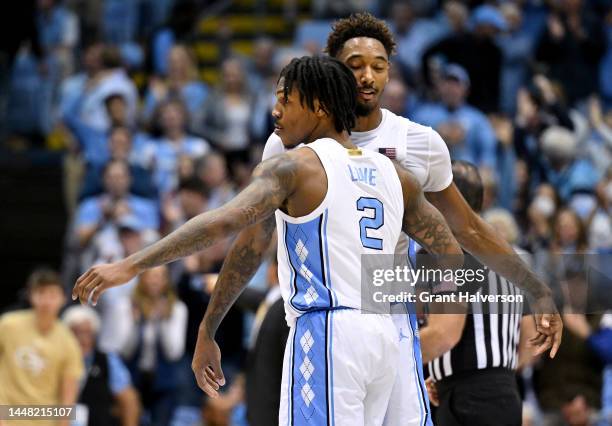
[419,161,537,426]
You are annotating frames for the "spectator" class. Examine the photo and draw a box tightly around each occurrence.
[498,2,536,114]
[513,75,577,192]
[484,207,533,267]
[534,309,605,426]
[526,183,559,254]
[58,42,104,118]
[391,1,448,75]
[422,4,505,113]
[197,151,236,210]
[489,113,518,209]
[311,0,377,19]
[246,37,277,96]
[79,126,157,200]
[74,159,159,251]
[162,177,208,233]
[36,0,79,79]
[249,47,308,147]
[5,0,81,140]
[551,207,589,255]
[94,215,146,354]
[142,45,209,124]
[77,47,138,132]
[0,268,83,426]
[119,266,188,426]
[588,167,612,252]
[63,305,140,426]
[535,0,606,105]
[64,92,133,168]
[539,126,600,203]
[380,78,419,118]
[145,99,210,195]
[195,57,254,165]
[586,96,612,175]
[150,1,200,77]
[599,7,612,102]
[412,63,498,171]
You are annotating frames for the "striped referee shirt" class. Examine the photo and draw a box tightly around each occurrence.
[427,261,528,382]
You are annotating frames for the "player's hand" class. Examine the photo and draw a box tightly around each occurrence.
[425,378,439,407]
[192,332,225,398]
[530,294,563,358]
[72,259,138,305]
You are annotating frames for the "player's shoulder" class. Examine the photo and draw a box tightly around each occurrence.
[262,133,287,161]
[257,143,311,177]
[381,109,437,147]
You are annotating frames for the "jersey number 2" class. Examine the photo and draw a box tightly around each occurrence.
[356,197,384,250]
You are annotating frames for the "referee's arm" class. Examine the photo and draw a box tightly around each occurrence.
[420,300,467,364]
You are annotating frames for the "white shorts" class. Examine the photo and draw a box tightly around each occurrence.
[383,303,433,426]
[279,308,399,426]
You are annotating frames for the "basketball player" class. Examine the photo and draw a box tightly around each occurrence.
[189,12,562,426]
[73,56,463,424]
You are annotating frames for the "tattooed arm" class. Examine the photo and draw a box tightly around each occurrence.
[394,162,463,263]
[425,182,562,357]
[190,216,276,397]
[201,216,276,339]
[72,153,299,305]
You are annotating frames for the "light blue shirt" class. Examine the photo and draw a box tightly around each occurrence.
[544,159,600,202]
[144,136,210,194]
[76,194,159,230]
[142,81,209,122]
[412,102,498,169]
[396,18,448,72]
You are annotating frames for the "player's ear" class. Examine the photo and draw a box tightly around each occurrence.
[386,61,391,85]
[314,99,328,118]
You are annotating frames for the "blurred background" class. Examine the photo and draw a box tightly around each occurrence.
[0,0,611,425]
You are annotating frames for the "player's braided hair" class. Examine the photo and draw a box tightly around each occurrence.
[325,12,396,58]
[279,55,357,134]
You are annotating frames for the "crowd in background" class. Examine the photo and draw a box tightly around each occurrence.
[1,0,612,425]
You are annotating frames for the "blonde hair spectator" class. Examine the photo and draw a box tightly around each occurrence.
[484,208,519,245]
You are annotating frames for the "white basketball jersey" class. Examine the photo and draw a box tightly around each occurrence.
[276,138,404,326]
[263,108,453,265]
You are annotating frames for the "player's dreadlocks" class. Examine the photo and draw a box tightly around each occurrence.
[279,55,357,134]
[325,12,396,58]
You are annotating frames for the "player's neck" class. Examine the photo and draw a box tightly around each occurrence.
[322,128,354,149]
[306,121,355,149]
[333,131,355,149]
[354,108,383,132]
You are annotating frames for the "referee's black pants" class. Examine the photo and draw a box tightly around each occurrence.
[435,368,522,426]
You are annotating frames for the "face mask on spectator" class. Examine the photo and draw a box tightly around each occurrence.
[569,194,596,220]
[532,195,556,218]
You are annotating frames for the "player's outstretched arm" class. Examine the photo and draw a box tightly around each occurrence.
[425,183,562,358]
[393,162,463,263]
[191,216,276,398]
[72,153,299,306]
